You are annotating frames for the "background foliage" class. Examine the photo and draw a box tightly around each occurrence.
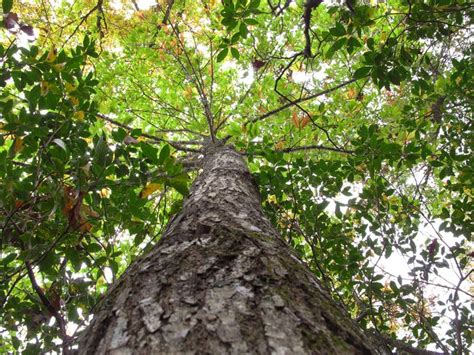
[0,0,472,353]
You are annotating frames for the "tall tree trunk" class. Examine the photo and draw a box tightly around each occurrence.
[79,143,384,354]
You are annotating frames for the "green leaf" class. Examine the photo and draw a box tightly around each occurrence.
[353,66,371,79]
[140,142,158,163]
[2,0,13,13]
[217,48,228,62]
[326,38,346,58]
[244,18,259,25]
[388,68,402,85]
[230,47,240,60]
[158,144,170,164]
[239,23,249,37]
[329,23,346,37]
[94,135,110,167]
[167,175,189,196]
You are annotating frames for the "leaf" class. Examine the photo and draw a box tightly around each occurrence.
[217,48,228,62]
[167,176,189,196]
[53,138,67,151]
[326,38,346,58]
[388,68,402,85]
[158,144,170,164]
[69,96,80,106]
[230,47,240,60]
[2,0,13,14]
[13,136,23,154]
[299,115,310,129]
[140,183,162,198]
[239,23,249,38]
[94,135,109,167]
[73,111,85,121]
[140,142,158,163]
[40,80,49,96]
[353,66,371,79]
[292,111,299,128]
[274,140,284,151]
[244,18,259,25]
[329,23,346,37]
[46,48,57,63]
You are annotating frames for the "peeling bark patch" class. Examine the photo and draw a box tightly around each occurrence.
[139,298,163,333]
[109,311,129,350]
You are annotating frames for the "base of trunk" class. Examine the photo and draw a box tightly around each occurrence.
[80,224,381,354]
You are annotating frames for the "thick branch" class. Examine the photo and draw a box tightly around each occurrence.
[303,0,323,57]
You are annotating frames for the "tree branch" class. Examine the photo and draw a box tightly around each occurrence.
[63,0,104,46]
[96,113,203,153]
[249,77,358,124]
[303,0,323,57]
[280,144,354,154]
[380,334,448,355]
[25,260,71,354]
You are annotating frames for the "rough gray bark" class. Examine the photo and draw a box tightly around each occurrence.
[78,143,384,354]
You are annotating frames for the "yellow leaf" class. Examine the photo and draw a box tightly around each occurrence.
[100,187,111,198]
[347,88,357,99]
[183,86,193,99]
[81,163,91,176]
[13,137,24,154]
[405,130,416,141]
[46,48,57,63]
[69,96,79,106]
[65,82,76,92]
[53,63,64,72]
[267,194,277,204]
[40,81,49,96]
[140,183,162,198]
[73,111,85,121]
[274,140,285,151]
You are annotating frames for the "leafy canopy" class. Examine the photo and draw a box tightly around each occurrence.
[0,0,472,353]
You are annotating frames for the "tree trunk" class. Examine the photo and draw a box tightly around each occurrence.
[79,143,384,354]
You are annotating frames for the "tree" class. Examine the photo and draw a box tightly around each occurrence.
[79,142,385,353]
[0,0,472,354]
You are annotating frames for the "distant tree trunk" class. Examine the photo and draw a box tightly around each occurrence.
[79,143,383,354]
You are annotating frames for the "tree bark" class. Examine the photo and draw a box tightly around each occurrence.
[79,143,385,354]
